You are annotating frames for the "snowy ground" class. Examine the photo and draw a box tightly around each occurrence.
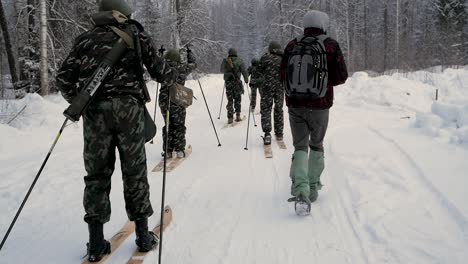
[1,69,468,263]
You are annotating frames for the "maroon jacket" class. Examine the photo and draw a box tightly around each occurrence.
[280,28,348,109]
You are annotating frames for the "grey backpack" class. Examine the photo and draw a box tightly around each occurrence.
[286,35,328,99]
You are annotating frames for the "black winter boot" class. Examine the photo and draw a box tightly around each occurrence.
[135,218,159,252]
[235,113,242,122]
[87,223,111,262]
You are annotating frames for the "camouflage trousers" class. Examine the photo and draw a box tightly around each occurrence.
[260,85,284,136]
[225,79,244,118]
[160,102,187,152]
[82,96,153,224]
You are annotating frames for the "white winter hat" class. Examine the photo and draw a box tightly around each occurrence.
[303,10,329,31]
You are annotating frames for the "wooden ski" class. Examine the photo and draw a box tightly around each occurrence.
[166,145,193,172]
[126,206,173,264]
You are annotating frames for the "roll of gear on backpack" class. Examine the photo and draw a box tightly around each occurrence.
[285,35,328,99]
[63,10,157,142]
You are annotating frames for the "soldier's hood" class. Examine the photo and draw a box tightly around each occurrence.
[92,10,128,26]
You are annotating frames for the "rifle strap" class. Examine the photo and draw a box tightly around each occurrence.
[109,26,134,49]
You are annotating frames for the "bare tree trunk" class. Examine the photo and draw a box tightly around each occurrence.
[345,0,351,72]
[395,0,400,69]
[40,0,48,95]
[0,0,20,90]
[383,1,388,71]
[1,45,3,99]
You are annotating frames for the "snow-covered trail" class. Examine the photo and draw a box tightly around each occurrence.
[1,72,468,263]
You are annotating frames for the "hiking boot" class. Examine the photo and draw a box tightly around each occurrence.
[135,218,159,252]
[235,113,242,122]
[86,223,111,262]
[263,133,272,145]
[276,134,283,141]
[176,150,186,158]
[228,117,234,124]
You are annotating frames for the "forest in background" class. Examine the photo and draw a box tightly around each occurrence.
[0,0,467,97]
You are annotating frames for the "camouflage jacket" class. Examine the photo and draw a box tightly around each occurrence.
[159,52,197,108]
[220,56,249,83]
[259,52,282,89]
[248,64,264,86]
[56,19,171,103]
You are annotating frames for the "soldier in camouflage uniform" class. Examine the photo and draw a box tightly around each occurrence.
[220,48,249,124]
[159,48,196,158]
[259,41,285,145]
[247,57,264,111]
[56,0,176,261]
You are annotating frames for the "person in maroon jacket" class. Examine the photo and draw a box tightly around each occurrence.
[280,10,348,206]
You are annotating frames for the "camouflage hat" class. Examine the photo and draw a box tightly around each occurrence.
[228,48,237,56]
[268,41,282,54]
[164,49,181,63]
[251,57,260,65]
[99,0,133,16]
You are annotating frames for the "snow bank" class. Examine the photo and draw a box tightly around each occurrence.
[337,68,468,148]
[408,69,468,147]
[1,93,68,130]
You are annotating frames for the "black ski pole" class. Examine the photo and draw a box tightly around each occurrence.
[244,99,252,150]
[198,79,222,147]
[159,95,171,264]
[0,118,69,251]
[150,82,160,144]
[217,84,225,120]
[246,83,257,127]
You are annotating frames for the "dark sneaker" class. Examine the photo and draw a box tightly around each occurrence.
[228,117,234,124]
[276,134,283,141]
[176,150,186,158]
[235,113,242,122]
[263,133,272,145]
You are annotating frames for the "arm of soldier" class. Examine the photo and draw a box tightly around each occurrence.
[139,31,174,84]
[220,59,226,73]
[186,50,197,73]
[240,61,249,83]
[327,40,348,86]
[56,42,81,104]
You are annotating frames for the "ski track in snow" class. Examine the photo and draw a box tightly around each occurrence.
[1,72,468,263]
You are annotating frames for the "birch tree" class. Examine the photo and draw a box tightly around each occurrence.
[39,0,48,95]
